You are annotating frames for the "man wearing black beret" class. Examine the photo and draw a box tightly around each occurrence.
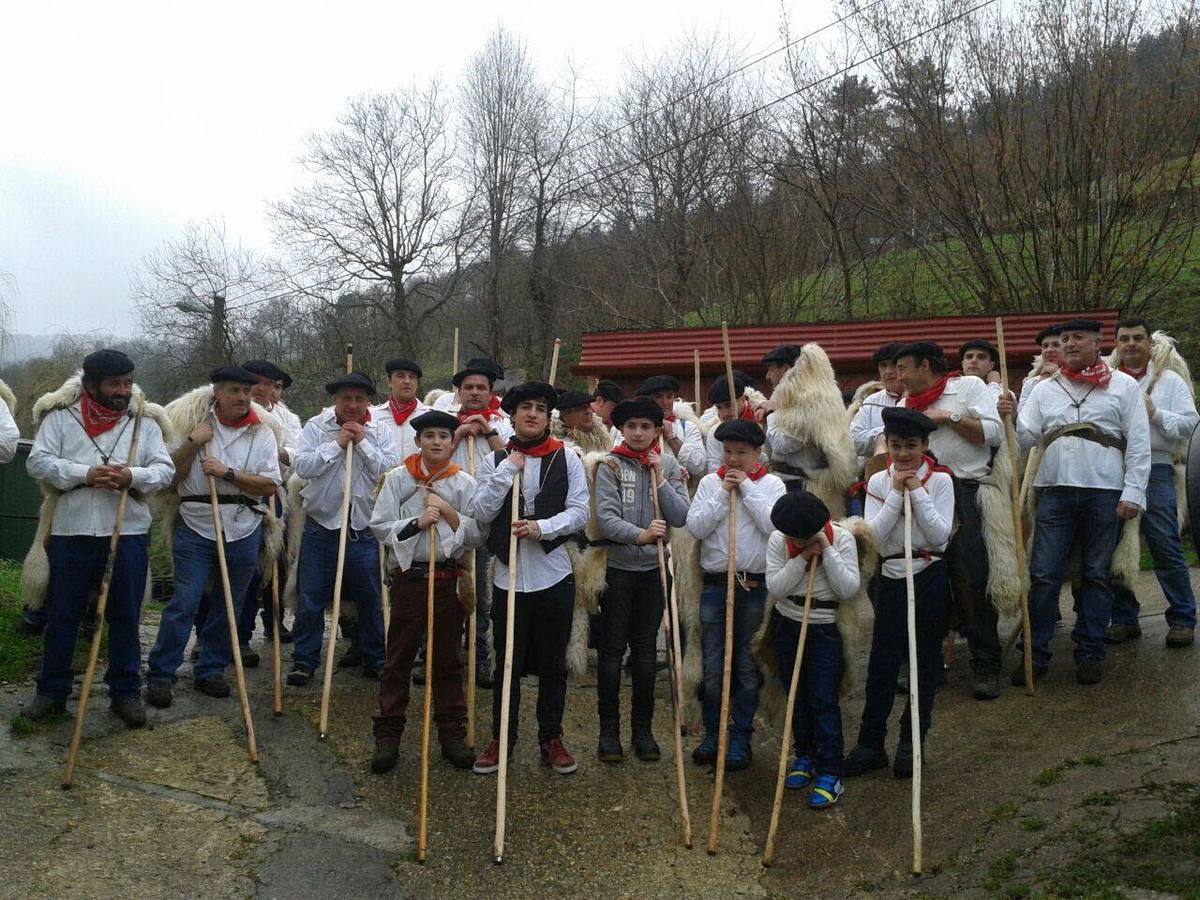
[554,389,613,455]
[633,374,706,481]
[849,342,906,458]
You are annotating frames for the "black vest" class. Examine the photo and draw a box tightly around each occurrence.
[485,447,573,560]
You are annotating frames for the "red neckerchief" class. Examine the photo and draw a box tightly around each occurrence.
[79,391,125,437]
[785,521,835,558]
[611,443,653,466]
[458,404,502,424]
[217,408,260,428]
[738,403,757,422]
[508,432,563,458]
[1060,359,1112,387]
[389,396,418,425]
[865,455,949,502]
[717,462,768,482]
[336,408,372,426]
[1118,364,1147,380]
[902,375,950,413]
[664,412,678,424]
[404,453,461,483]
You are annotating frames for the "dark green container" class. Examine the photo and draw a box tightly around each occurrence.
[0,440,41,562]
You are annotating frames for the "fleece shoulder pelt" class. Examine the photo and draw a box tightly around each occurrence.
[0,379,15,416]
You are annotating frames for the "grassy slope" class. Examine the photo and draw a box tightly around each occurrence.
[0,560,40,684]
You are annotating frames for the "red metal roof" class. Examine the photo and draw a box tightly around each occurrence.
[573,310,1120,378]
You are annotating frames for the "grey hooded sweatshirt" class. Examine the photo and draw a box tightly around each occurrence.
[594,451,691,571]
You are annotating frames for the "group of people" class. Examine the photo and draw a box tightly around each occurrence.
[15,313,1196,816]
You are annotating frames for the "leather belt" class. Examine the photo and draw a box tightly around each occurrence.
[1042,423,1126,454]
[181,494,266,514]
[400,565,463,583]
[880,550,944,563]
[784,596,839,610]
[703,571,765,590]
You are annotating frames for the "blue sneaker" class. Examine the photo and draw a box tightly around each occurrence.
[808,773,844,810]
[785,756,814,790]
[726,734,752,772]
[692,733,718,766]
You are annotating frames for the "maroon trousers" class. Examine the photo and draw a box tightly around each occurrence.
[373,569,467,746]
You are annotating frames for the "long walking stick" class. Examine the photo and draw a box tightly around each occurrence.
[268,500,283,717]
[694,349,702,413]
[379,545,390,639]
[62,403,146,789]
[548,338,562,384]
[995,318,1034,695]
[418,526,438,863]
[493,474,521,865]
[452,327,460,375]
[466,435,477,750]
[650,469,692,849]
[320,343,355,739]
[903,490,923,875]
[762,558,820,867]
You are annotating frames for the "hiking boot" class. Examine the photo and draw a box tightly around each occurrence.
[1076,660,1103,685]
[843,743,888,777]
[195,674,231,698]
[145,680,173,709]
[238,645,260,668]
[692,733,718,766]
[441,739,475,770]
[972,672,1001,701]
[1011,663,1048,687]
[894,742,917,779]
[597,720,624,763]
[361,667,381,681]
[22,693,66,721]
[725,735,752,772]
[540,737,578,775]
[338,646,363,669]
[1166,626,1195,648]
[632,729,661,763]
[110,695,147,728]
[474,739,502,774]
[370,740,399,774]
[286,666,313,687]
[1105,623,1142,644]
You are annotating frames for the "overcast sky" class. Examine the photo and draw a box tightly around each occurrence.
[0,0,831,338]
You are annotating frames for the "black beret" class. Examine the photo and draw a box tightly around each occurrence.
[242,359,283,381]
[594,379,623,404]
[324,371,377,396]
[557,390,596,412]
[871,342,906,367]
[770,491,830,540]
[277,368,293,389]
[895,341,946,366]
[409,410,458,435]
[611,397,663,429]
[635,374,680,397]
[707,372,751,405]
[1059,318,1104,334]
[713,419,765,448]
[385,358,423,378]
[209,365,258,385]
[1034,324,1063,345]
[452,357,503,387]
[882,406,937,439]
[82,349,134,379]
[761,344,802,367]
[958,339,1000,366]
[500,381,558,415]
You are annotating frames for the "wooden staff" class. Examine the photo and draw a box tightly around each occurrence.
[493,474,521,865]
[722,322,739,419]
[268,500,283,717]
[62,402,146,789]
[319,343,355,739]
[465,435,477,750]
[694,349,702,413]
[417,525,438,863]
[379,551,391,638]
[995,318,1034,696]
[903,490,923,875]
[762,558,820,867]
[650,468,692,849]
[452,327,460,375]
[548,338,562,384]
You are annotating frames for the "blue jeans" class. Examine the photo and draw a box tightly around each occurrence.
[700,583,766,740]
[148,522,262,684]
[771,612,844,775]
[291,518,384,672]
[1112,463,1196,630]
[1028,487,1121,666]
[37,534,149,701]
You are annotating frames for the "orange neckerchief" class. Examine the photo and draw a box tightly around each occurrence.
[404,452,461,484]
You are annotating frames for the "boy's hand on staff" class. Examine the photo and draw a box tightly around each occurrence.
[893,468,921,492]
[507,451,526,471]
[418,507,441,529]
[637,519,667,545]
[512,519,541,540]
[721,468,747,492]
[996,394,1016,418]
[647,450,663,477]
[425,491,452,515]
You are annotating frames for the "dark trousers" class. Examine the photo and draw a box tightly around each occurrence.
[491,575,575,746]
[771,612,844,775]
[858,561,949,747]
[374,571,466,745]
[597,567,665,729]
[37,534,149,701]
[949,480,1000,675]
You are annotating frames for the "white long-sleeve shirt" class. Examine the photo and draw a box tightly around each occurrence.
[0,400,19,464]
[28,404,175,536]
[901,376,1002,481]
[370,465,480,572]
[1129,367,1198,464]
[473,447,591,592]
[371,399,430,465]
[849,389,901,457]
[449,416,515,477]
[706,426,767,473]
[765,526,860,626]
[175,418,282,542]
[865,460,955,579]
[1017,370,1151,509]
[293,408,399,530]
[686,471,786,574]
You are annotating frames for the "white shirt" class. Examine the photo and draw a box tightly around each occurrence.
[371,398,430,465]
[473,447,591,593]
[1017,370,1151,509]
[449,414,515,477]
[271,400,304,453]
[176,418,282,542]
[765,526,860,626]
[1129,366,1198,464]
[0,400,18,464]
[865,460,955,579]
[901,376,1002,481]
[849,389,901,457]
[293,408,399,530]
[28,404,175,536]
[370,465,481,571]
[686,470,786,574]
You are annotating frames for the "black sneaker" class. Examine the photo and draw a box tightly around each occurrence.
[338,646,363,669]
[145,680,173,709]
[632,730,661,762]
[598,721,624,763]
[972,672,1001,700]
[238,645,260,668]
[1010,663,1048,687]
[195,674,231,698]
[110,695,147,728]
[843,743,889,777]
[1076,660,1103,685]
[286,667,313,687]
[370,741,399,774]
[277,622,294,644]
[441,739,475,770]
[21,693,66,721]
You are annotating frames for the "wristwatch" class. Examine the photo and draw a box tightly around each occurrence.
[484,429,498,438]
[222,468,237,483]
[949,412,962,424]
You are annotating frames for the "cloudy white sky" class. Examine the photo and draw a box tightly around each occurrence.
[0,0,831,338]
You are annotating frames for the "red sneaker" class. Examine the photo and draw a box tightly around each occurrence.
[540,737,578,775]
[473,739,501,774]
